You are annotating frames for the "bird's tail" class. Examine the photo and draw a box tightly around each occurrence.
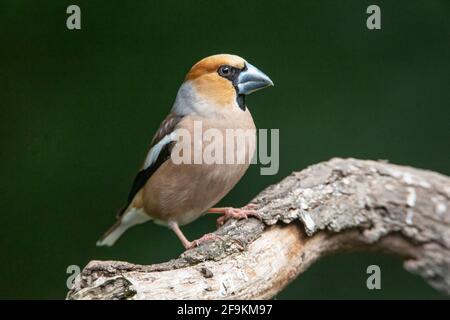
[96,207,151,247]
[96,220,129,247]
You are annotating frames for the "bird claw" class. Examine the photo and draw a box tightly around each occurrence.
[216,206,261,227]
[242,203,259,210]
[186,233,223,249]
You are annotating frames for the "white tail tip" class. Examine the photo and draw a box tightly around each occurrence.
[96,224,128,247]
[96,207,151,247]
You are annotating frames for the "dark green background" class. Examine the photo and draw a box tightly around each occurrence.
[1,0,449,299]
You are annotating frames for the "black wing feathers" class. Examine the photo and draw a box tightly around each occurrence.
[117,113,183,217]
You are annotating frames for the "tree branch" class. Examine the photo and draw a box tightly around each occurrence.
[67,158,450,299]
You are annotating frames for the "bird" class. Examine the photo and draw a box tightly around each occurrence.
[96,54,273,249]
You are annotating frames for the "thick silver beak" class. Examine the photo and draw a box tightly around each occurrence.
[237,62,274,95]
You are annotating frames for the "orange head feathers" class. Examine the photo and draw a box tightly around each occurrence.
[172,54,273,116]
[186,54,246,81]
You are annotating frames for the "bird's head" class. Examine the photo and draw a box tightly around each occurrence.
[173,54,273,115]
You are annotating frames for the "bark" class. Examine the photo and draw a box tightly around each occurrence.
[67,158,450,299]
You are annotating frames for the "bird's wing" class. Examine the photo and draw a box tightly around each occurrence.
[118,112,184,217]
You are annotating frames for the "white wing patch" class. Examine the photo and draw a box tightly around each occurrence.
[143,131,177,170]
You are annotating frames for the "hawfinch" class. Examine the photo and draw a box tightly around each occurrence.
[97,54,273,249]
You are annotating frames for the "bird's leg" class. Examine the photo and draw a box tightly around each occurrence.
[168,221,192,249]
[168,221,222,250]
[207,204,260,227]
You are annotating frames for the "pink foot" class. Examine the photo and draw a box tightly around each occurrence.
[216,205,261,227]
[242,203,259,210]
[185,233,222,250]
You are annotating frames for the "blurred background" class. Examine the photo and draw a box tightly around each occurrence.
[1,0,449,299]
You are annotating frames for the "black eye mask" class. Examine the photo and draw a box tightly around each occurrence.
[217,64,247,111]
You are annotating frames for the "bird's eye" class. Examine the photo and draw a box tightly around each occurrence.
[218,65,233,77]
